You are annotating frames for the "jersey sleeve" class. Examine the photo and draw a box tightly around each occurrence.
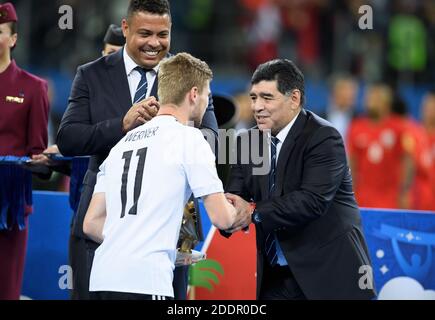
[93,159,107,194]
[183,129,224,198]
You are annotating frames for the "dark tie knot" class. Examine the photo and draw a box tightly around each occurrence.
[270,136,280,147]
[135,66,151,77]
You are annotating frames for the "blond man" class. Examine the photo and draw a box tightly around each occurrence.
[83,53,238,300]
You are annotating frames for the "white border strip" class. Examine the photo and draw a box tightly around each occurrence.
[201,225,217,255]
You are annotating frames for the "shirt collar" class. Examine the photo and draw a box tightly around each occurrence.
[123,46,159,76]
[275,110,301,144]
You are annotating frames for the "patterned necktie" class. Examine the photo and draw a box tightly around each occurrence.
[133,67,149,104]
[265,136,279,266]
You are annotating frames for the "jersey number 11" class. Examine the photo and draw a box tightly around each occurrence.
[120,147,148,218]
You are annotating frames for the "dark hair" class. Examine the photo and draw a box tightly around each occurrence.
[251,59,305,106]
[127,0,171,19]
[7,22,17,35]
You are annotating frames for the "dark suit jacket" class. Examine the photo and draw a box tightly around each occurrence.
[57,49,218,238]
[226,109,376,300]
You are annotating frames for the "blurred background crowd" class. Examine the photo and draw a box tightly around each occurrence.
[8,0,435,211]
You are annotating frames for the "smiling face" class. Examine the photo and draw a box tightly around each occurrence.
[250,80,301,135]
[122,11,171,69]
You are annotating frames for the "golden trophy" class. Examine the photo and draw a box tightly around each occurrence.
[175,201,206,266]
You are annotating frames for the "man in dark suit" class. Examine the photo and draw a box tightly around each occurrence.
[57,0,218,300]
[224,59,376,300]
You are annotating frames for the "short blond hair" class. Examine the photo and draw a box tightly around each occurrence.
[158,52,213,105]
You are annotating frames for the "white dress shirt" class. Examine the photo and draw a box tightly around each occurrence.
[123,47,159,103]
[272,110,301,160]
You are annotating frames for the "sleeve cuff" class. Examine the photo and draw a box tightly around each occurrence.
[192,183,224,199]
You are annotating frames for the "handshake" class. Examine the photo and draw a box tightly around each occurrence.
[224,193,255,234]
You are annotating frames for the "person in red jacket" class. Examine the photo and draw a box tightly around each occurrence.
[347,84,414,209]
[421,90,435,211]
[390,94,433,211]
[0,2,50,300]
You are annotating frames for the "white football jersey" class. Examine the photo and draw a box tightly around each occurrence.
[89,115,223,297]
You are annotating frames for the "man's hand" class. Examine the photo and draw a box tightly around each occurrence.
[224,193,253,233]
[122,96,159,133]
[30,144,60,165]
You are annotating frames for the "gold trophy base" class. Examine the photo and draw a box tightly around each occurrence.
[175,249,206,266]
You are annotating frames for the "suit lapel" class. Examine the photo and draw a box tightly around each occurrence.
[106,48,132,115]
[274,109,308,196]
[150,75,159,100]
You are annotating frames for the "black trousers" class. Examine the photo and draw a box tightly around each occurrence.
[69,234,92,300]
[69,233,189,300]
[259,262,307,300]
[91,291,173,300]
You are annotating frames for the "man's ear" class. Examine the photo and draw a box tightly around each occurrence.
[189,87,198,102]
[121,19,129,37]
[290,89,301,109]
